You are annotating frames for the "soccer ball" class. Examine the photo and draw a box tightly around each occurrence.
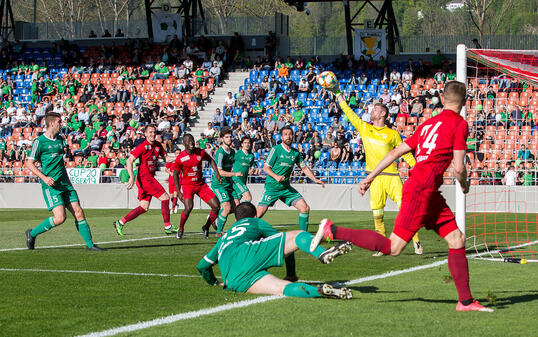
[317,71,337,89]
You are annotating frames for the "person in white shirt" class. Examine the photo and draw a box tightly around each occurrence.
[183,56,194,71]
[209,62,221,86]
[224,92,236,114]
[504,166,517,186]
[78,109,90,124]
[402,68,413,83]
[389,69,401,84]
[390,89,402,105]
[53,101,64,115]
[6,102,16,115]
[203,122,216,139]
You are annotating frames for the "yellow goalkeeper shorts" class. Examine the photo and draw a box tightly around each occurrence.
[369,175,403,210]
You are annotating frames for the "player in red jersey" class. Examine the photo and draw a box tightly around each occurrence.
[311,81,493,312]
[113,125,179,235]
[173,134,222,239]
[165,150,181,214]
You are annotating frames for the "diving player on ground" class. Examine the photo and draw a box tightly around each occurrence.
[197,202,352,299]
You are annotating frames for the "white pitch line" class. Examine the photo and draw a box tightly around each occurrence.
[76,296,282,337]
[0,225,294,252]
[0,232,208,252]
[0,268,202,278]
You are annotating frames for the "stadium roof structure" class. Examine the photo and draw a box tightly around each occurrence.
[285,0,402,55]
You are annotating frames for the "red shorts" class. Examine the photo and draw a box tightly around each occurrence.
[393,183,458,242]
[168,177,176,194]
[182,183,216,204]
[136,176,166,202]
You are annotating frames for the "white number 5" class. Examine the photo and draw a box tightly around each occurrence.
[420,121,442,154]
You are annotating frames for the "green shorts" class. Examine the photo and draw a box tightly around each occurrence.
[232,178,249,200]
[212,185,234,203]
[42,182,79,211]
[221,232,286,293]
[259,186,303,208]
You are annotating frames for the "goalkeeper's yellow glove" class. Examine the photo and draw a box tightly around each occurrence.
[327,79,342,95]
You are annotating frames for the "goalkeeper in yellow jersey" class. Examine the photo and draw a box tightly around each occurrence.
[333,88,423,255]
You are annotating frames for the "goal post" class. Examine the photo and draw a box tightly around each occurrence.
[456,45,538,263]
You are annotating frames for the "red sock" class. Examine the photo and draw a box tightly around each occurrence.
[203,211,218,229]
[448,248,473,302]
[334,227,391,255]
[179,212,188,230]
[171,197,178,209]
[121,206,146,224]
[161,200,170,227]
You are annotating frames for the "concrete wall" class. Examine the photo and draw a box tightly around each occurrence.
[1,183,536,213]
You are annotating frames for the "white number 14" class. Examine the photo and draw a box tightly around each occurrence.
[420,122,442,154]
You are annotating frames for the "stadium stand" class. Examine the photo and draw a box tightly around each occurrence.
[1,40,536,185]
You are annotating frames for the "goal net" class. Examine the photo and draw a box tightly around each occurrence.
[456,45,538,263]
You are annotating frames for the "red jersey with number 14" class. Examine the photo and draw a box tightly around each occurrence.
[131,140,166,178]
[404,109,468,191]
[173,148,211,186]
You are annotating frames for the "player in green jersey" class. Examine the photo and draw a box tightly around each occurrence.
[232,136,255,204]
[211,128,242,236]
[257,126,324,229]
[197,202,352,299]
[24,113,105,251]
[257,126,325,281]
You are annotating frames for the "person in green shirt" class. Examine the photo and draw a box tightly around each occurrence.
[197,202,352,299]
[87,151,98,168]
[152,62,170,80]
[232,137,255,204]
[292,108,305,125]
[24,112,105,251]
[69,116,82,134]
[466,132,477,151]
[522,170,533,186]
[212,128,243,235]
[257,126,325,282]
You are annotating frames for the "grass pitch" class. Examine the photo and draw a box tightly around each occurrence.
[1,209,537,337]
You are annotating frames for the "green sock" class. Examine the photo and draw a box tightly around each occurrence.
[299,212,309,231]
[216,209,227,234]
[75,219,94,248]
[30,217,55,237]
[283,283,321,298]
[285,253,296,278]
[295,231,325,258]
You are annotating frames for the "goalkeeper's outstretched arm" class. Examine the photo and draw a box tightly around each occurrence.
[334,92,366,133]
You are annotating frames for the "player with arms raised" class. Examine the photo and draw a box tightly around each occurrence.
[113,125,178,235]
[334,88,423,255]
[311,81,493,312]
[25,112,105,251]
[173,134,222,239]
[232,136,255,204]
[197,202,352,299]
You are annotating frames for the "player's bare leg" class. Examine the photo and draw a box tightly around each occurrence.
[256,205,268,218]
[293,198,310,232]
[66,202,105,251]
[201,197,220,239]
[242,191,252,202]
[114,200,149,236]
[444,228,493,312]
[26,205,67,250]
